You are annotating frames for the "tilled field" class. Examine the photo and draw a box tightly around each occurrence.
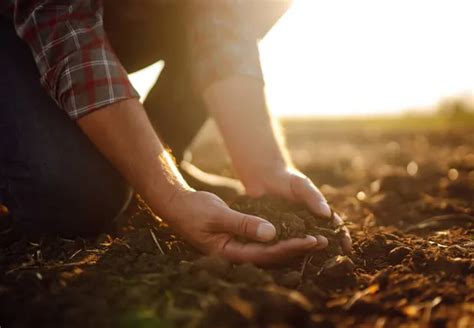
[1,120,473,327]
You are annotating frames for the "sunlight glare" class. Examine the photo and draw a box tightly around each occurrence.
[129,1,474,117]
[128,61,164,102]
[260,0,474,117]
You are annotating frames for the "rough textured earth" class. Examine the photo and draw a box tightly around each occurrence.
[1,118,473,327]
[230,195,346,255]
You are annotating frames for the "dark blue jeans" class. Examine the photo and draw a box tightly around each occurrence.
[0,2,289,236]
[0,20,134,236]
[0,12,211,236]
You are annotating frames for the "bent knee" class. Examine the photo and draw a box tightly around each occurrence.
[5,164,132,236]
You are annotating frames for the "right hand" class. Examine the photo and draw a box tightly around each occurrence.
[160,189,328,265]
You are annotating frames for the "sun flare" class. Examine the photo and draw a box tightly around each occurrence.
[129,0,474,117]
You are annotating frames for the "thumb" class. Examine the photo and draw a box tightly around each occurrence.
[215,207,276,242]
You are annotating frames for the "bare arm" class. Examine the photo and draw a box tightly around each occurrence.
[203,76,290,194]
[203,75,352,251]
[77,99,321,263]
[77,98,186,214]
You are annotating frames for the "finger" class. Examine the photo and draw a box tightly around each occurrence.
[291,176,331,218]
[213,207,277,242]
[220,235,319,265]
[313,235,329,250]
[334,213,352,252]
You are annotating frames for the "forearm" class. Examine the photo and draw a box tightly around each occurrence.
[202,77,349,246]
[203,75,292,187]
[77,99,189,215]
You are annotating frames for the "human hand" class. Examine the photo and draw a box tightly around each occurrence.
[243,166,352,252]
[202,75,351,253]
[160,189,328,264]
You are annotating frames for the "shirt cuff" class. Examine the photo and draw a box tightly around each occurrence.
[41,47,139,120]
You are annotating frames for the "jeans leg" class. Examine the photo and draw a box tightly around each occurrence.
[140,1,293,163]
[0,19,132,236]
[105,2,208,164]
[104,1,292,163]
[142,54,208,164]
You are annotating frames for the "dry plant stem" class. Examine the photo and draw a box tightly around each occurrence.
[6,260,95,275]
[149,229,165,255]
[300,254,313,281]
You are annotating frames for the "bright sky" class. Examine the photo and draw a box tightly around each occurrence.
[129,0,474,117]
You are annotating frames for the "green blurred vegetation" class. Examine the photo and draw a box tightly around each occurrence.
[437,96,474,118]
[119,310,174,328]
[281,96,474,131]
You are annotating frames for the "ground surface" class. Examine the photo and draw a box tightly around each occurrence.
[1,117,473,327]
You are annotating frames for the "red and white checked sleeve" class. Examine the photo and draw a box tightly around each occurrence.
[11,0,139,120]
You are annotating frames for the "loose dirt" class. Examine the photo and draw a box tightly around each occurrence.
[230,196,346,256]
[1,122,473,327]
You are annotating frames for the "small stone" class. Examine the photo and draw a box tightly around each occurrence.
[0,204,9,217]
[178,260,193,274]
[232,263,272,285]
[388,246,412,264]
[279,271,302,288]
[193,270,214,290]
[192,255,231,277]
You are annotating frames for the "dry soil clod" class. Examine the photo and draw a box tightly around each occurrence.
[318,255,355,277]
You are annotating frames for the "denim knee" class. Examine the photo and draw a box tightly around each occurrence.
[0,17,133,236]
[4,161,133,236]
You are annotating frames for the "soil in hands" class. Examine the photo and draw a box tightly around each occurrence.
[230,195,346,255]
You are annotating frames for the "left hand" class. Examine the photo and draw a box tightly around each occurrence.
[203,75,351,252]
[243,166,352,252]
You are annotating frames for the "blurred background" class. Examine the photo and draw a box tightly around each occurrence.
[129,0,474,118]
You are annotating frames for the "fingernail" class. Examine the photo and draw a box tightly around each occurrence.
[342,238,352,253]
[319,202,331,218]
[315,235,329,248]
[305,236,318,248]
[256,223,276,241]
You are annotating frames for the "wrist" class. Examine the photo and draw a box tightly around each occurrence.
[148,184,194,220]
[242,162,294,197]
[141,151,194,218]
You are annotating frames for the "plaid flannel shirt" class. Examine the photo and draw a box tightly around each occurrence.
[2,0,263,120]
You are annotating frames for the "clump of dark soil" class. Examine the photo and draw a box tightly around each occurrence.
[230,196,346,255]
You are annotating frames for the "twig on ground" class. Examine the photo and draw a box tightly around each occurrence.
[300,254,313,281]
[421,297,442,327]
[6,259,96,275]
[343,284,380,310]
[69,249,82,260]
[149,229,165,255]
